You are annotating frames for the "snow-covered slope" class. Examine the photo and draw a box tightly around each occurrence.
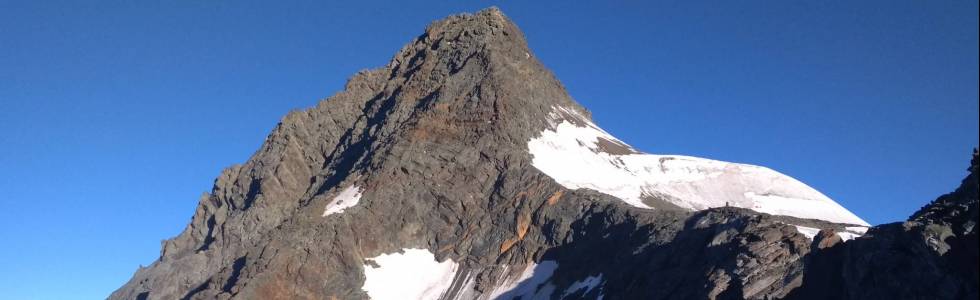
[486,261,559,299]
[322,185,363,217]
[361,248,459,300]
[528,106,869,226]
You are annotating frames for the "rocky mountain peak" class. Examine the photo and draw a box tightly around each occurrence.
[404,7,530,63]
[114,8,599,299]
[111,8,976,300]
[375,6,583,121]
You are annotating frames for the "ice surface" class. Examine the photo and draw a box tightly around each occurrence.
[528,106,869,226]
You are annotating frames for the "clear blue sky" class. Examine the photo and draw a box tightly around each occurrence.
[1,1,976,299]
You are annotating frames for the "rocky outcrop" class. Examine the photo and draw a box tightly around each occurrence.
[110,7,978,300]
[787,150,979,300]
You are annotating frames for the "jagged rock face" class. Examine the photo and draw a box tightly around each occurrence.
[113,8,599,299]
[788,150,979,300]
[111,8,977,300]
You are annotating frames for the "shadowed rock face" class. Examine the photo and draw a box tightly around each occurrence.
[787,150,979,300]
[110,8,978,300]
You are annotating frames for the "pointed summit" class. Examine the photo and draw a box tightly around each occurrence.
[111,8,593,299]
[373,6,586,131]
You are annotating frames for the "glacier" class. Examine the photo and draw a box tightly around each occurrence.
[528,106,869,226]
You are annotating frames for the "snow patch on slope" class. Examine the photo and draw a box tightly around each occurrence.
[792,224,869,241]
[837,231,861,241]
[562,274,604,299]
[793,225,822,240]
[362,248,458,300]
[487,261,559,299]
[846,226,869,234]
[323,185,362,217]
[449,270,480,300]
[837,226,868,241]
[528,106,869,226]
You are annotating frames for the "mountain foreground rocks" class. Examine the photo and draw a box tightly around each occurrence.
[111,8,978,300]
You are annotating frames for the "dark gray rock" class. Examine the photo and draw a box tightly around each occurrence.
[788,149,979,300]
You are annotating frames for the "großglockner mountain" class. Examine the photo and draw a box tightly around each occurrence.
[111,8,978,300]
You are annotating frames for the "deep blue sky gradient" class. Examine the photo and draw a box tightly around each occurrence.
[1,1,977,299]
